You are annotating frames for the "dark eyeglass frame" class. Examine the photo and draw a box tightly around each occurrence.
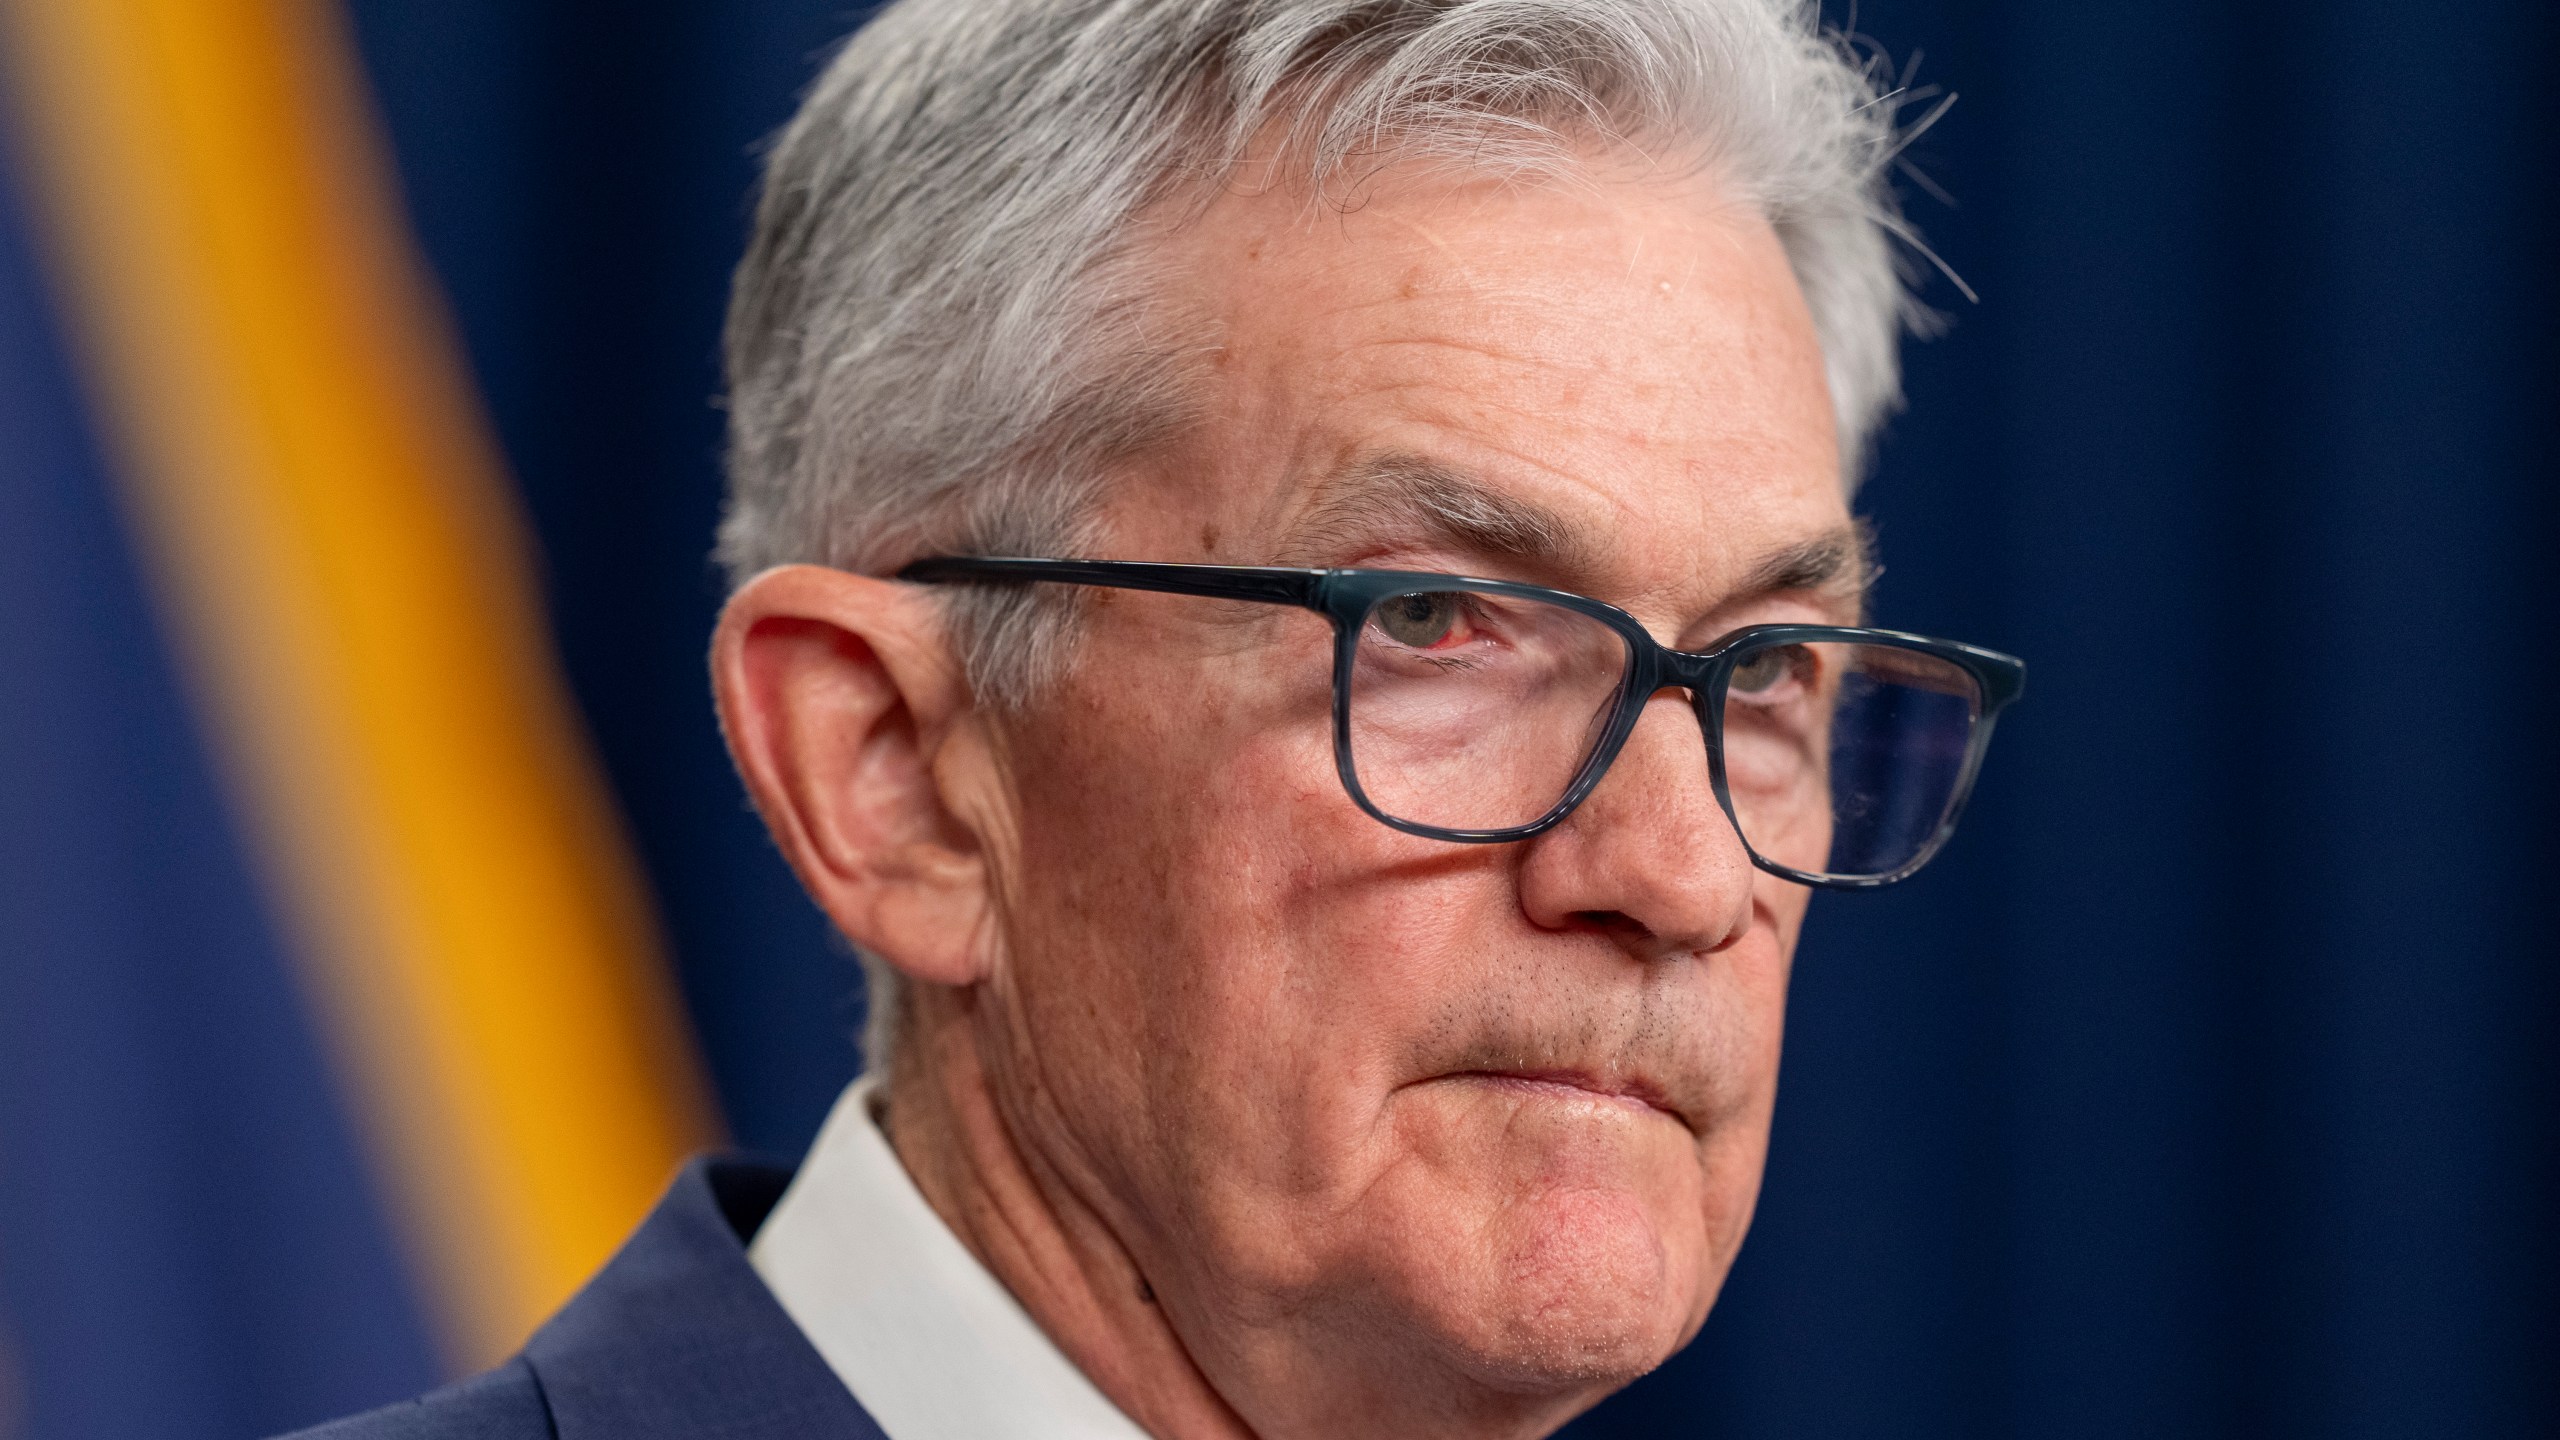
[899,556,2026,889]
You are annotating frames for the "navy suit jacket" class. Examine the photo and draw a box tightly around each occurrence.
[283,1159,891,1439]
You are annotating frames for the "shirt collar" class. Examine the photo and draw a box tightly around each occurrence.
[750,1077,1153,1440]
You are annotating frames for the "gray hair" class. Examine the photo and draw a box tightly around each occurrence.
[718,0,1932,1076]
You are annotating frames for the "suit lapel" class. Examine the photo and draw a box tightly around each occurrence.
[524,1159,891,1439]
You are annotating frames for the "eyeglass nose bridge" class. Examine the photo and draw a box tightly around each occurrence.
[1598,642,1732,785]
[1646,641,1726,698]
[1534,640,1748,867]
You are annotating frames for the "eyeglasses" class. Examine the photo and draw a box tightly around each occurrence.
[899,557,2025,889]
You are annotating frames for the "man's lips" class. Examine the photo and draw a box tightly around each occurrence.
[1440,1069,1694,1132]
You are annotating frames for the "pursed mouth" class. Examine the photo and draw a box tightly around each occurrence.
[1438,1069,1696,1135]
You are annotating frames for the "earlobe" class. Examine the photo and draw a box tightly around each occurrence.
[710,565,998,989]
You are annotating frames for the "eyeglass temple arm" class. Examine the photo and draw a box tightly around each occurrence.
[897,556,1329,608]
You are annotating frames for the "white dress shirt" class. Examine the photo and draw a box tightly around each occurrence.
[749,1078,1152,1440]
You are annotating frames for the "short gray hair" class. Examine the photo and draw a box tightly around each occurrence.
[718,0,1931,1075]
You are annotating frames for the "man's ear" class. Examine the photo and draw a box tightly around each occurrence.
[710,565,997,989]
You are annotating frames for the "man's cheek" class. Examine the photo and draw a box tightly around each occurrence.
[1754,873,1818,955]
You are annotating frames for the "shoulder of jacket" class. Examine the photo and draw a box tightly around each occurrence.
[271,1358,553,1440]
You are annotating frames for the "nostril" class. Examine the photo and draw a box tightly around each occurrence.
[1568,909,1650,941]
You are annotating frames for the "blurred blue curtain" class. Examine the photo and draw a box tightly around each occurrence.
[15,0,2533,1435]
[0,144,444,1437]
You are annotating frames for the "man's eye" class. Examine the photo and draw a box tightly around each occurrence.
[1375,592,1464,648]
[1730,645,1805,696]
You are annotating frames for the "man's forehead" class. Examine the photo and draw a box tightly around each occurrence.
[1125,151,1853,615]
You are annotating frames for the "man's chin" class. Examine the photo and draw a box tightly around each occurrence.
[1355,1159,1709,1398]
[1456,1179,1704,1392]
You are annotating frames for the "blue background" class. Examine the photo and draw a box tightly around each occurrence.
[4,0,2547,1434]
[340,0,2560,1434]
[0,142,444,1438]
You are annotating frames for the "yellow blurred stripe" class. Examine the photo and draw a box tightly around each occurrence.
[0,0,719,1367]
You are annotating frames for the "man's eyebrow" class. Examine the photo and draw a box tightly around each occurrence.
[1282,453,1875,611]
[1279,453,1596,572]
[1733,520,1878,606]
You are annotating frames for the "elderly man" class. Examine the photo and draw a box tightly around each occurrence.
[296,1,2019,1437]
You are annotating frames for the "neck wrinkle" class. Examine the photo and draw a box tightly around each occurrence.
[881,992,1261,1440]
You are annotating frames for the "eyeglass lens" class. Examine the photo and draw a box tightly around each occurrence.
[1344,588,1984,880]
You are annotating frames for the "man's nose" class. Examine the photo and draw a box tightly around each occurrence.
[1515,689,1757,962]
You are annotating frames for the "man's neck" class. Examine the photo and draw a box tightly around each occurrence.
[879,1002,1258,1440]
